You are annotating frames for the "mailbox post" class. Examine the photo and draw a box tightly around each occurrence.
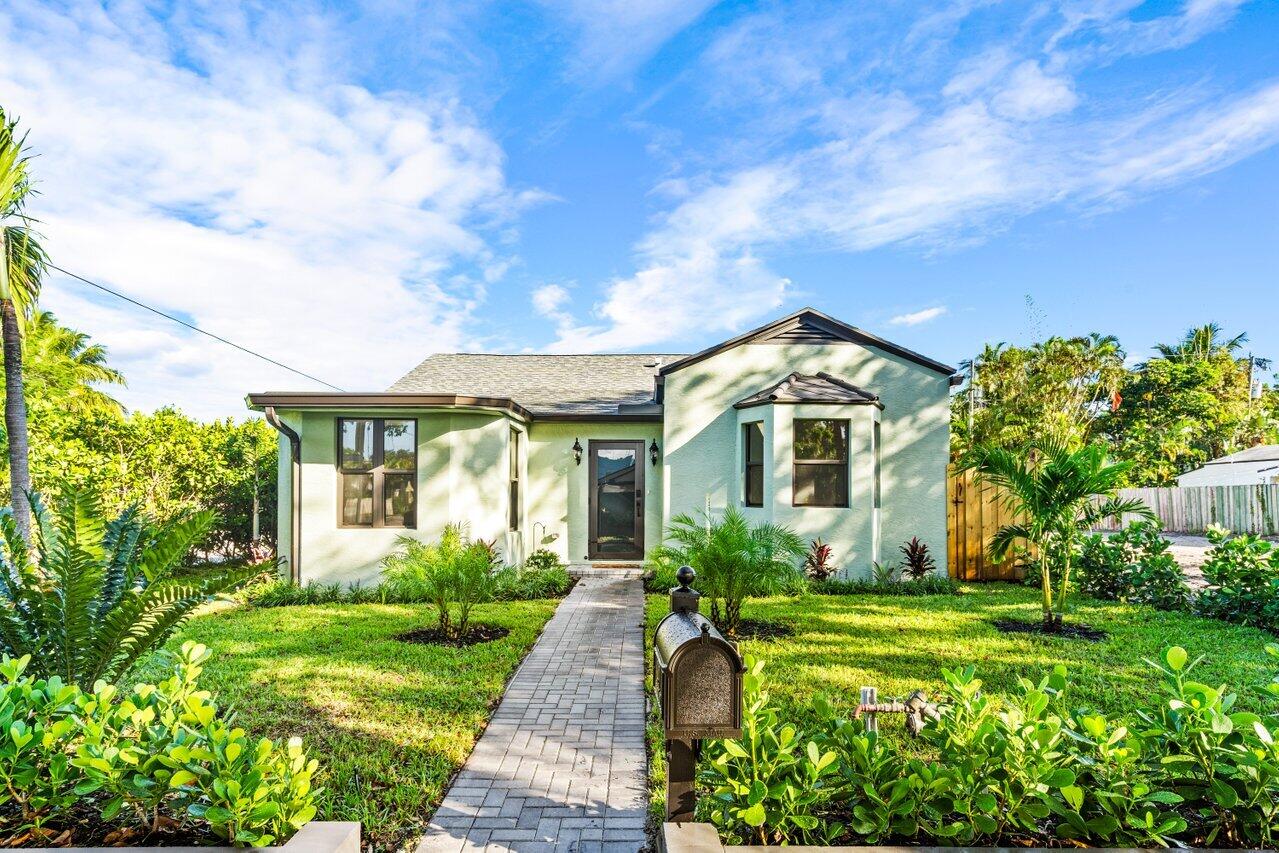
[652,566,744,822]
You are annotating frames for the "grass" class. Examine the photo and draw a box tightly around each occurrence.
[644,583,1279,816]
[136,600,558,853]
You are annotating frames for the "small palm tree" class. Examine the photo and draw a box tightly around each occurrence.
[22,310,125,415]
[0,488,255,688]
[967,440,1152,630]
[649,506,805,635]
[0,107,48,542]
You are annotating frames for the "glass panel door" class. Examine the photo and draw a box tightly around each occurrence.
[589,441,644,559]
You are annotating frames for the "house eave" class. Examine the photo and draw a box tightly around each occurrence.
[245,392,534,422]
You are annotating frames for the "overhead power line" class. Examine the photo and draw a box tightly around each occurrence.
[49,264,345,392]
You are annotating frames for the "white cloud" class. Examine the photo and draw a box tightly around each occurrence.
[540,3,1279,352]
[532,283,571,316]
[537,0,720,82]
[890,306,948,326]
[0,2,530,419]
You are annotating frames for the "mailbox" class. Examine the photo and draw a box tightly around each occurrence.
[652,569,744,740]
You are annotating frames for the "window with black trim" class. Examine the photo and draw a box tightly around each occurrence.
[337,418,416,528]
[793,418,849,507]
[743,422,764,507]
[508,428,521,531]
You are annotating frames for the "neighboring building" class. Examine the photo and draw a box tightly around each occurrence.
[247,308,958,584]
[1177,445,1279,486]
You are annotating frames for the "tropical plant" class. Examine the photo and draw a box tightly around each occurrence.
[0,107,49,542]
[809,574,958,596]
[966,440,1152,630]
[649,507,805,635]
[0,641,321,847]
[380,524,497,639]
[1076,521,1189,611]
[19,310,125,416]
[1194,526,1279,629]
[870,560,898,585]
[0,488,253,688]
[898,537,936,580]
[523,548,563,572]
[803,538,835,581]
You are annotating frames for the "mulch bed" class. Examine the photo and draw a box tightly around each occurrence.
[991,618,1108,642]
[729,618,795,641]
[3,816,216,848]
[394,624,510,647]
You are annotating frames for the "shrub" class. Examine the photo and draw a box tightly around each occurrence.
[809,574,959,596]
[649,507,805,635]
[870,560,898,585]
[0,489,253,689]
[491,564,572,601]
[699,645,1278,848]
[803,539,835,581]
[0,642,318,847]
[1195,526,1279,629]
[523,549,563,572]
[898,537,937,580]
[380,525,497,638]
[1076,521,1189,611]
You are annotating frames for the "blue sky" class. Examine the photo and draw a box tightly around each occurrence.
[1,0,1277,417]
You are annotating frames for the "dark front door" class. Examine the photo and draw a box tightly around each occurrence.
[588,441,645,560]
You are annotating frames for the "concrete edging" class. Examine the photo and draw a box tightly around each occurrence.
[659,822,1258,853]
[25,821,361,853]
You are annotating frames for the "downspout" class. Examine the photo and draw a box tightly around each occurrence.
[263,407,302,584]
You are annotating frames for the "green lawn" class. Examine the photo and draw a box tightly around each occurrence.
[136,600,558,853]
[645,583,1279,814]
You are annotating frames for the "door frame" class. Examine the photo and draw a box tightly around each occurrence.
[587,440,646,560]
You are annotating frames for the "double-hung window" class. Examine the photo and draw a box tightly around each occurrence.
[742,422,764,507]
[337,418,416,528]
[792,418,849,507]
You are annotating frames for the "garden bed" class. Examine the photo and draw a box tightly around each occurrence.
[136,600,558,853]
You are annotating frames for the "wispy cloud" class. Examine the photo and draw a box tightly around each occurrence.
[542,1,1279,351]
[0,2,534,418]
[890,306,948,326]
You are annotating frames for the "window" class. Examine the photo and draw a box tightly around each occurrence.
[793,418,849,507]
[509,428,521,531]
[742,422,764,507]
[873,420,882,509]
[337,418,416,527]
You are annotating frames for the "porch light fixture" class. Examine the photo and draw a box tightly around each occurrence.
[572,438,583,465]
[649,439,660,466]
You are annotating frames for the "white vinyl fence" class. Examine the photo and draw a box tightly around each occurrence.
[1096,485,1279,536]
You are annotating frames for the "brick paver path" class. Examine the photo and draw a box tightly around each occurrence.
[416,574,648,853]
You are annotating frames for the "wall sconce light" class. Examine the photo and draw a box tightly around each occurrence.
[649,439,660,466]
[572,438,583,466]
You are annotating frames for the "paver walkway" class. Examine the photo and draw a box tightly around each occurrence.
[416,574,648,853]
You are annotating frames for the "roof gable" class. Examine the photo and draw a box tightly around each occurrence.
[658,308,958,378]
[734,372,882,409]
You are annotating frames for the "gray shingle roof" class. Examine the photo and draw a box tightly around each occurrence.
[734,372,880,409]
[387,353,686,416]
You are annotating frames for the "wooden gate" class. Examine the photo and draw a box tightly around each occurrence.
[947,465,1025,582]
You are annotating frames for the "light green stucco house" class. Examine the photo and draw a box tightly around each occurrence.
[247,308,958,585]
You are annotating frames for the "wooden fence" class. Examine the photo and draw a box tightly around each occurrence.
[1094,485,1279,536]
[946,466,1025,582]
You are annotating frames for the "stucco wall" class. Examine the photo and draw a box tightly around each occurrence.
[661,343,950,579]
[525,422,664,564]
[288,408,514,586]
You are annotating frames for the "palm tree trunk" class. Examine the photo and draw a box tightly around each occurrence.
[1,296,30,542]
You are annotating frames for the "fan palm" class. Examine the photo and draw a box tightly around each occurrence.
[0,488,256,688]
[966,440,1152,630]
[0,107,48,541]
[649,506,805,635]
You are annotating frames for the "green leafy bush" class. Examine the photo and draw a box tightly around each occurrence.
[1195,527,1279,629]
[491,565,572,600]
[381,525,498,638]
[1076,521,1190,611]
[0,642,318,847]
[698,645,1279,848]
[522,549,563,572]
[0,489,253,689]
[810,574,959,596]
